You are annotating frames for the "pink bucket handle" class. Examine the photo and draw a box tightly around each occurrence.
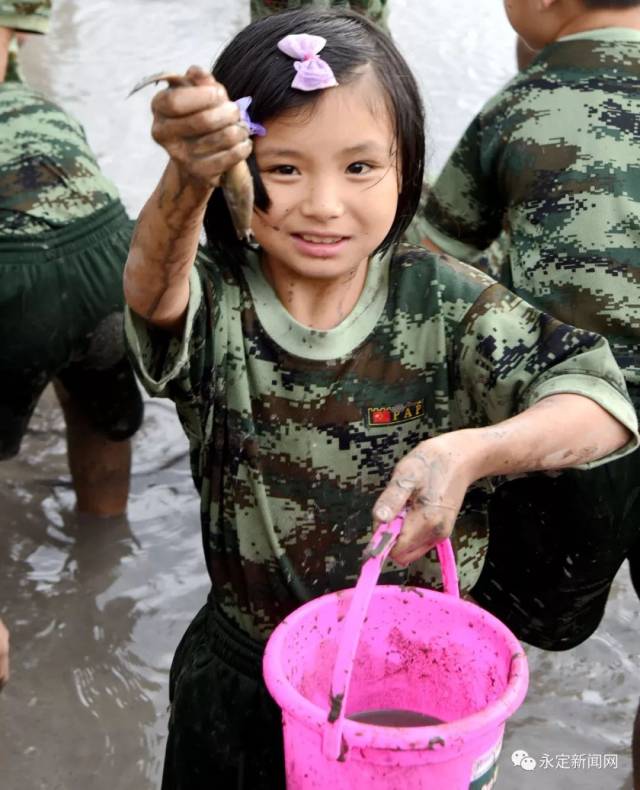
[322,514,460,760]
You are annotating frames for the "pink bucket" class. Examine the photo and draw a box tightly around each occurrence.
[263,519,529,788]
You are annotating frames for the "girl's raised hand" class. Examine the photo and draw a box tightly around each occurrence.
[150,65,252,189]
[372,433,476,566]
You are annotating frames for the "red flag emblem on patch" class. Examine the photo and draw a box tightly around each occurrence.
[367,400,425,428]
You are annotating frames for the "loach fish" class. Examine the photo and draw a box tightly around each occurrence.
[129,72,255,242]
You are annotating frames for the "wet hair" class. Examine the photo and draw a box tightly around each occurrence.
[203,8,425,262]
[582,0,640,6]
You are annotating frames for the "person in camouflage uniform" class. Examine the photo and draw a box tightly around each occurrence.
[250,0,388,29]
[417,0,640,652]
[123,10,637,788]
[0,2,143,520]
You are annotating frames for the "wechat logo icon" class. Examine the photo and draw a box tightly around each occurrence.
[511,749,537,771]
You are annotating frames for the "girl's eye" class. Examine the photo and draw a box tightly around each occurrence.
[347,162,372,175]
[268,165,298,176]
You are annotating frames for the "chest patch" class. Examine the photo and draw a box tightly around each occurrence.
[366,399,425,428]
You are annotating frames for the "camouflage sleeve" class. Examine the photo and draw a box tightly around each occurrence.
[124,258,216,443]
[472,233,513,285]
[420,114,504,261]
[125,267,203,398]
[452,282,639,468]
[0,1,51,33]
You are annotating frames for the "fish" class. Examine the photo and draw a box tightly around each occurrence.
[129,72,255,242]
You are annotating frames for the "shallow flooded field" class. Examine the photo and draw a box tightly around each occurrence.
[0,2,638,788]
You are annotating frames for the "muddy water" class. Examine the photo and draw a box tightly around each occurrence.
[348,709,445,727]
[0,1,637,788]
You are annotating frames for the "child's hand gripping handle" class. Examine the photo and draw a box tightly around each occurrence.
[322,515,459,761]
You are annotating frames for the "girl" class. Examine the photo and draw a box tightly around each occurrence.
[123,9,637,788]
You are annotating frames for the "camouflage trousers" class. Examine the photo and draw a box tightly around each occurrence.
[250,0,388,29]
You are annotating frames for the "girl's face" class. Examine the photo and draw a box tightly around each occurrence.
[251,72,400,285]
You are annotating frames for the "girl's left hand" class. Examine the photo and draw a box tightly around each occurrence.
[372,433,476,566]
[371,394,633,567]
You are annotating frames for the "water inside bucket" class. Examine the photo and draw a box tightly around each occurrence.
[347,709,445,727]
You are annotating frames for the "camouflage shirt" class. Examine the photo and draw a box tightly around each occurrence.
[126,245,638,640]
[420,28,640,387]
[0,82,120,236]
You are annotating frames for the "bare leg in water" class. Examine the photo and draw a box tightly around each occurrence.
[0,27,11,80]
[633,700,640,790]
[53,379,131,517]
[0,618,8,690]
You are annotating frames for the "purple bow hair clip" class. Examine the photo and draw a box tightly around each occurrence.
[235,96,266,136]
[277,33,338,92]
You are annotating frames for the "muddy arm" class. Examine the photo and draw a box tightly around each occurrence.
[374,394,633,566]
[124,162,211,332]
[123,66,251,333]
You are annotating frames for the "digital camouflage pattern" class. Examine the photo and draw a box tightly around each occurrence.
[126,245,637,641]
[250,0,388,29]
[0,1,50,33]
[0,82,119,235]
[418,28,640,386]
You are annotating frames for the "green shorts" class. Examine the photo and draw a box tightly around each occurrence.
[162,596,285,790]
[0,200,143,458]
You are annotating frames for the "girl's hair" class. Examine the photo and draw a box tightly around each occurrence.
[203,8,425,262]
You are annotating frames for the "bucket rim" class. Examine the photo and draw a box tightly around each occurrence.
[263,585,529,753]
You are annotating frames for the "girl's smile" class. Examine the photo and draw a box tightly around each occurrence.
[251,71,400,326]
[290,231,351,258]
